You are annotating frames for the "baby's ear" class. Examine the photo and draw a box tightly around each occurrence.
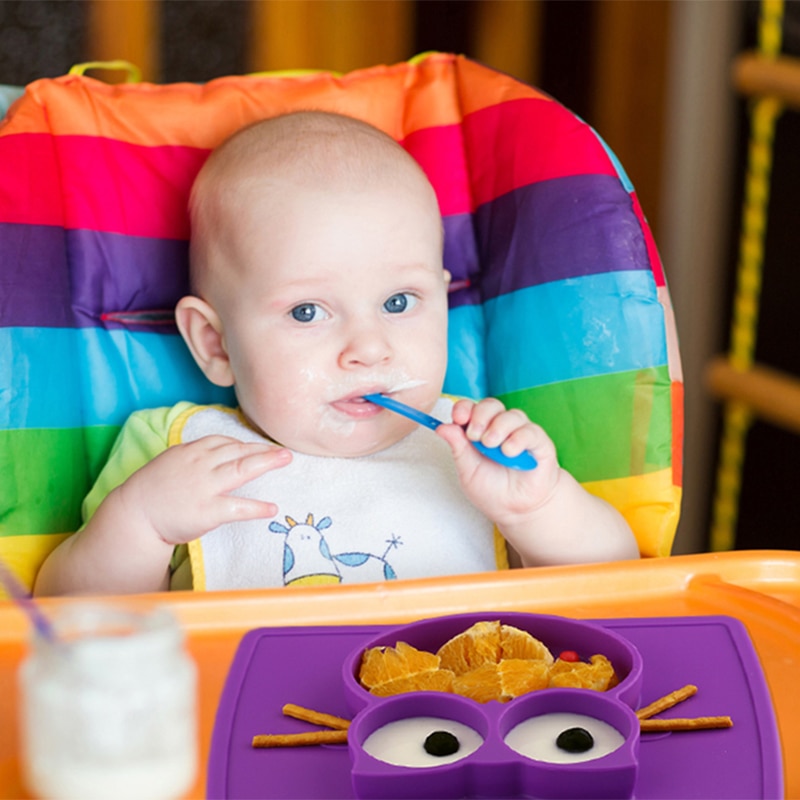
[174,296,235,387]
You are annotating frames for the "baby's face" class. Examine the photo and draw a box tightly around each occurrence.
[213,178,449,457]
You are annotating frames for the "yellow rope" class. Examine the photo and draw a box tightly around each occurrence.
[710,0,784,551]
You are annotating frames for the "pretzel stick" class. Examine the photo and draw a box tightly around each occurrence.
[281,703,351,730]
[640,716,733,732]
[252,730,349,748]
[636,685,698,720]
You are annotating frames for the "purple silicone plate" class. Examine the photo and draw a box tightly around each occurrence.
[348,689,641,800]
[207,615,783,799]
[341,611,643,714]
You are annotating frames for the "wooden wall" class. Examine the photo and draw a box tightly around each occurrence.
[80,0,669,237]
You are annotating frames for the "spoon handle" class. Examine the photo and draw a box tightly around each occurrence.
[362,393,441,431]
[363,394,537,471]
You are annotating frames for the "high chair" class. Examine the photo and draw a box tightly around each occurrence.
[0,53,683,593]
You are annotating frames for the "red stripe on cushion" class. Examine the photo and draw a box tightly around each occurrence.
[402,125,472,216]
[462,98,618,207]
[0,134,63,226]
[631,192,666,287]
[1,99,620,237]
[0,133,207,238]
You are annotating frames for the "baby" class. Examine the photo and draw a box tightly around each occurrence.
[34,111,638,596]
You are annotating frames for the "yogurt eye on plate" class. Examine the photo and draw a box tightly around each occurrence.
[362,716,483,767]
[504,712,625,764]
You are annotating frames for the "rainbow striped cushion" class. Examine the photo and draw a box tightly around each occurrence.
[0,53,682,591]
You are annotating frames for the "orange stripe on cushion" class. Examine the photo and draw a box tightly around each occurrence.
[10,54,537,145]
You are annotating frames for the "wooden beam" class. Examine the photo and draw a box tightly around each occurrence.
[705,356,800,435]
[733,52,800,109]
[473,0,542,87]
[86,0,159,82]
[248,0,413,75]
[591,0,671,238]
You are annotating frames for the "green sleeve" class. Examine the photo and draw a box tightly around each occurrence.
[80,402,196,526]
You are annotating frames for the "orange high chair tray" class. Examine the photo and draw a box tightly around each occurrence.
[1,551,799,798]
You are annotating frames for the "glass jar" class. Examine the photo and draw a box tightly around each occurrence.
[19,603,197,800]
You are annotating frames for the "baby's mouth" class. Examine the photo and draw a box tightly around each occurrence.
[329,390,385,418]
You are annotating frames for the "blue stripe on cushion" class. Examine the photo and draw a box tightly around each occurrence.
[483,271,667,395]
[444,303,487,400]
[1,327,234,430]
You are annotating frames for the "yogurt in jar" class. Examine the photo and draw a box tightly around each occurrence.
[19,604,197,800]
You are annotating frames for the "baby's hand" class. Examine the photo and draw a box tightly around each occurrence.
[117,435,292,546]
[435,398,560,526]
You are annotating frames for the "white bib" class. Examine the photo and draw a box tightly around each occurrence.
[180,401,501,590]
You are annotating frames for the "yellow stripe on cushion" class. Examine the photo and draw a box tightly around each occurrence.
[494,527,510,570]
[0,533,72,596]
[582,470,681,558]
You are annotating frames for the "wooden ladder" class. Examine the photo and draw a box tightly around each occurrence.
[706,38,800,548]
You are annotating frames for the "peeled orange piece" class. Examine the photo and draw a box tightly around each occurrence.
[452,663,503,703]
[499,658,551,698]
[437,621,553,676]
[548,654,618,691]
[359,640,441,690]
[500,625,554,664]
[452,658,552,703]
[370,668,456,697]
[437,621,502,675]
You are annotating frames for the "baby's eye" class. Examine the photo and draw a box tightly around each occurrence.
[290,303,328,323]
[383,293,417,314]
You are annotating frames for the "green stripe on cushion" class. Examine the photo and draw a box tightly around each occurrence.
[499,366,673,484]
[0,426,120,536]
[3,368,673,536]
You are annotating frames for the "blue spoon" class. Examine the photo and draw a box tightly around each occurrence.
[363,393,537,471]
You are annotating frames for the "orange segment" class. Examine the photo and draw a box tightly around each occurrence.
[499,624,554,664]
[499,658,551,698]
[359,640,441,689]
[452,658,552,703]
[437,620,502,675]
[437,620,554,675]
[452,663,503,703]
[370,668,456,697]
[548,654,618,691]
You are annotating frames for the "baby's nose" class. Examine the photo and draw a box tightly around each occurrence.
[339,322,392,368]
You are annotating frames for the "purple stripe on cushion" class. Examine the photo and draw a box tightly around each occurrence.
[67,228,188,328]
[474,174,649,301]
[442,213,481,310]
[3,173,648,329]
[3,216,482,327]
[1,223,188,328]
[0,223,72,327]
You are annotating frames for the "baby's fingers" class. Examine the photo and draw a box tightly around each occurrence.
[219,495,280,523]
[476,408,532,450]
[212,443,292,489]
